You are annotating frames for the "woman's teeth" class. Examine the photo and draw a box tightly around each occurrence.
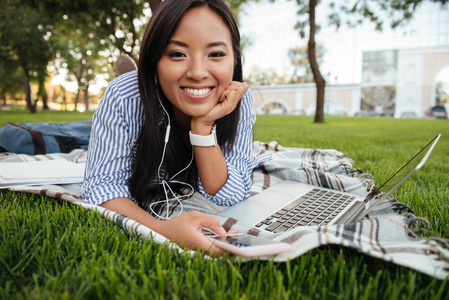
[183,88,211,96]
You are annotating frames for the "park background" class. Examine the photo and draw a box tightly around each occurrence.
[1,0,449,119]
[1,0,449,298]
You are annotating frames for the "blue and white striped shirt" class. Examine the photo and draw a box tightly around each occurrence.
[81,71,270,207]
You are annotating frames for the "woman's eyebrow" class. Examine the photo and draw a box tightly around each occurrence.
[167,40,188,47]
[207,41,229,48]
[167,40,228,48]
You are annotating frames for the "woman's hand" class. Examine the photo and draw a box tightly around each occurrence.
[192,81,248,130]
[188,81,248,195]
[157,211,238,256]
[100,198,237,256]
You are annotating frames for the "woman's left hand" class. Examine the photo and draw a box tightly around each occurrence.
[193,81,248,128]
[189,81,247,195]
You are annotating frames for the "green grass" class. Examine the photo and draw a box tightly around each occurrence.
[0,110,94,124]
[1,110,448,299]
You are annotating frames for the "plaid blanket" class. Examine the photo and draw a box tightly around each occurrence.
[2,142,448,280]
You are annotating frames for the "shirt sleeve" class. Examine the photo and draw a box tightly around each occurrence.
[81,74,143,206]
[197,88,259,206]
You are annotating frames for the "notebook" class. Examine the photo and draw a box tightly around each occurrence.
[0,159,85,188]
[220,134,441,233]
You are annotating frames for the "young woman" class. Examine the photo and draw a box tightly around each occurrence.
[82,0,269,255]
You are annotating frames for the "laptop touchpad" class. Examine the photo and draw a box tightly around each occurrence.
[220,190,294,226]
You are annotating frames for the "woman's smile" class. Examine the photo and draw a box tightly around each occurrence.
[182,87,214,101]
[183,87,212,96]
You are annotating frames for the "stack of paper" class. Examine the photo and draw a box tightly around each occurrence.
[0,159,85,188]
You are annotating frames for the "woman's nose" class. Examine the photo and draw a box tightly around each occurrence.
[186,58,208,81]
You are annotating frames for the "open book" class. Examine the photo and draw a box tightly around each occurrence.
[0,159,85,188]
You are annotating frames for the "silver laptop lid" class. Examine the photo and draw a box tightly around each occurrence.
[361,134,441,217]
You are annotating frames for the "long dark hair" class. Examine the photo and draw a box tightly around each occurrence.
[129,0,243,208]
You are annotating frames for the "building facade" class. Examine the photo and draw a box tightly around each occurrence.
[254,46,449,118]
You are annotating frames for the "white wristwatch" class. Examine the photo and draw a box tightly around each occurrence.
[189,124,218,147]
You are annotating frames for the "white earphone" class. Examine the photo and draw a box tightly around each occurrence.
[149,94,195,220]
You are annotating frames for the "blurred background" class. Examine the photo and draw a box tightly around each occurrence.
[1,0,448,119]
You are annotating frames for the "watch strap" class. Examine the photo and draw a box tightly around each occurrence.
[189,124,218,147]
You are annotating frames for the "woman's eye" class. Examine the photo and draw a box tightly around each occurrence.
[168,51,186,58]
[209,52,225,58]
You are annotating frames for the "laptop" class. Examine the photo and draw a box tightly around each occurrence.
[220,134,441,233]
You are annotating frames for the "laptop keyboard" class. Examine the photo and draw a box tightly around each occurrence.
[255,188,355,233]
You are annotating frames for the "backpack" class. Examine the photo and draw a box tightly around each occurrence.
[0,121,92,155]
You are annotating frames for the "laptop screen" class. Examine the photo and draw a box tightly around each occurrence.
[373,134,441,198]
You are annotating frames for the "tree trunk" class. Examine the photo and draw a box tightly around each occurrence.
[308,0,326,123]
[1,92,6,105]
[74,63,85,112]
[61,85,67,111]
[38,76,49,110]
[84,84,89,111]
[74,90,80,112]
[23,71,36,113]
[23,71,31,110]
[42,91,49,110]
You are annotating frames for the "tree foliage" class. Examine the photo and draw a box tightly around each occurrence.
[1,0,263,112]
[53,20,111,111]
[0,0,152,112]
[0,0,56,112]
[25,0,149,62]
[294,0,449,39]
[288,44,324,84]
[246,66,291,86]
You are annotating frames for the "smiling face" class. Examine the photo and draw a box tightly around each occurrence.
[156,6,235,125]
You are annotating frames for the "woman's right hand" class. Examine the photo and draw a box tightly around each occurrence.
[156,211,236,256]
[100,198,235,256]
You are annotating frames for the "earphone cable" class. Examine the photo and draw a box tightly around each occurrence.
[153,96,195,220]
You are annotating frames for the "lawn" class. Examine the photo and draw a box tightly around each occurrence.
[1,110,448,299]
